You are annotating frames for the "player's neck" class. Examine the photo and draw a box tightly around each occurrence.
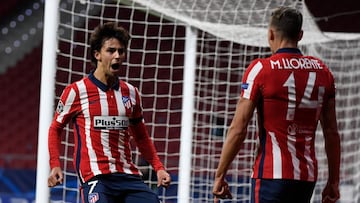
[93,67,118,87]
[273,40,298,53]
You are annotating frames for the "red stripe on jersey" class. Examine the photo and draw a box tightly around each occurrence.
[263,134,274,178]
[254,179,260,203]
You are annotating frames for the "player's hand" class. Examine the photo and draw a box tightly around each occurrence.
[213,178,232,203]
[157,169,171,188]
[48,166,64,187]
[322,182,339,203]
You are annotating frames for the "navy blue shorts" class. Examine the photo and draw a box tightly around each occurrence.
[251,178,316,203]
[80,173,159,203]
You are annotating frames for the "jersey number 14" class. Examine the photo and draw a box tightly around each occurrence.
[283,72,325,121]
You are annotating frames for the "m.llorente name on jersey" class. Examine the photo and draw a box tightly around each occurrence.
[271,58,323,70]
[94,116,129,130]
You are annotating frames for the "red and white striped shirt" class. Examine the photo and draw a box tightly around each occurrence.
[48,72,164,183]
[241,48,335,182]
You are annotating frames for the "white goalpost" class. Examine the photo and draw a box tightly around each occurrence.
[35,0,59,202]
[177,25,197,203]
[36,0,360,203]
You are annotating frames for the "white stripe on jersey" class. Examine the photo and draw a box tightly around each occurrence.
[288,134,300,180]
[127,82,137,106]
[97,89,117,173]
[77,80,100,181]
[304,135,315,181]
[269,132,282,179]
[56,88,76,123]
[284,73,296,121]
[243,61,263,99]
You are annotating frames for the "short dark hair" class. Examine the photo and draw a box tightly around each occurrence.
[89,22,131,66]
[270,7,303,41]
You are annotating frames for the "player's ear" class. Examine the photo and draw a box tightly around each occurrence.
[267,27,275,46]
[94,50,101,62]
[268,27,275,42]
[297,30,303,42]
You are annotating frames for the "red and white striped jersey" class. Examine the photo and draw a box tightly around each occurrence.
[241,48,336,182]
[48,72,164,183]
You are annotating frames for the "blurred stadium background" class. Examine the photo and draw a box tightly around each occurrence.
[0,0,359,202]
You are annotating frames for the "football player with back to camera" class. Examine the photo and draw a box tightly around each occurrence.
[213,6,340,203]
[47,22,171,203]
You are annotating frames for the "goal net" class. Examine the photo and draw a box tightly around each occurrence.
[39,0,360,202]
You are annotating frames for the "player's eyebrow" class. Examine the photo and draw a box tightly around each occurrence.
[106,47,125,54]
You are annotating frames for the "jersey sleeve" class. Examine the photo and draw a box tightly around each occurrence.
[241,59,264,101]
[130,121,165,172]
[326,68,336,99]
[308,56,336,101]
[130,87,143,121]
[48,85,80,168]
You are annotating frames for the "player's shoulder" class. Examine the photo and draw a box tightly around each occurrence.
[246,57,277,75]
[304,55,326,64]
[243,58,274,80]
[246,58,267,71]
[249,58,265,66]
[120,79,133,87]
[303,55,333,74]
[119,79,138,91]
[72,76,89,87]
[61,76,88,93]
[119,80,141,98]
[58,78,86,99]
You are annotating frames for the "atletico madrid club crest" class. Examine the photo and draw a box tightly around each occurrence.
[122,96,132,109]
[88,193,99,203]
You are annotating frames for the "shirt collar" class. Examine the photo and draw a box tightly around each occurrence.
[88,71,119,91]
[275,48,302,54]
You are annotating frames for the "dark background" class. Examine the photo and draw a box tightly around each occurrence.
[306,0,360,33]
